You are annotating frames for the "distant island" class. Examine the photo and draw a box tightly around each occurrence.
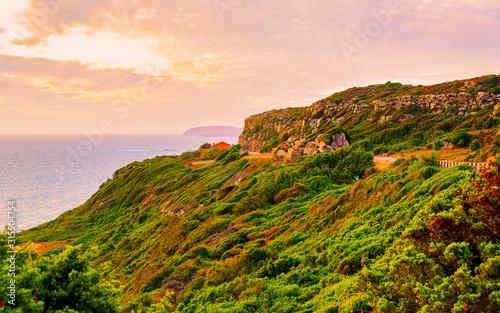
[182,126,243,137]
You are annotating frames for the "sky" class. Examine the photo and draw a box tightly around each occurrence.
[0,0,499,134]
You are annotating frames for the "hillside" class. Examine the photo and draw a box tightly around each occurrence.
[9,75,500,312]
[183,126,243,137]
[239,75,500,162]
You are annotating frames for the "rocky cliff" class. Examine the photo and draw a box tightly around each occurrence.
[239,75,500,159]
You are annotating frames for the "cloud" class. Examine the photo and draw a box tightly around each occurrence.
[1,0,500,133]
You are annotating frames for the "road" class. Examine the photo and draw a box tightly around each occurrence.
[374,156,399,162]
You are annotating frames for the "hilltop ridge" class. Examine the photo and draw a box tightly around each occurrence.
[239,75,500,161]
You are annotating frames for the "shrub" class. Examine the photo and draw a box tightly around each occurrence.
[393,158,406,166]
[450,130,470,147]
[470,139,481,151]
[483,117,499,129]
[433,140,443,151]
[202,148,218,160]
[488,86,500,94]
[199,143,211,149]
[352,139,373,152]
[373,146,389,155]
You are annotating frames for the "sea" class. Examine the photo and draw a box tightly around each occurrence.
[0,134,239,231]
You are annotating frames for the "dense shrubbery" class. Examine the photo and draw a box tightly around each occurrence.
[470,139,481,151]
[202,148,218,160]
[433,139,443,151]
[449,130,470,147]
[0,242,120,312]
[17,127,500,312]
[363,158,500,312]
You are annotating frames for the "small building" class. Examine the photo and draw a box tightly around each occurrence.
[211,141,231,151]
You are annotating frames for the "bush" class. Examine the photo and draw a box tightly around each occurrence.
[433,140,443,151]
[199,143,212,149]
[393,158,406,166]
[202,148,218,160]
[450,130,470,147]
[470,139,481,151]
[373,146,389,155]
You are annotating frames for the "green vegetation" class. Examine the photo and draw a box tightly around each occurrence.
[449,130,470,147]
[433,140,443,151]
[470,139,481,151]
[363,159,500,312]
[0,241,120,312]
[14,75,500,312]
[17,140,500,312]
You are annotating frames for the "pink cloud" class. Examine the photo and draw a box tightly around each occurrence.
[1,0,500,133]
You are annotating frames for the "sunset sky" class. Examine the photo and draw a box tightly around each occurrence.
[0,0,499,134]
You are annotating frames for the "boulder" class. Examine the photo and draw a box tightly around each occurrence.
[379,115,392,123]
[317,140,331,148]
[272,149,288,161]
[319,145,333,153]
[304,147,316,155]
[285,149,302,161]
[332,132,350,149]
[293,138,307,149]
[442,142,455,150]
[305,141,316,149]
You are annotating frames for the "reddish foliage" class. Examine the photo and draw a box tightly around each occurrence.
[412,160,500,246]
[426,215,474,244]
[460,160,500,242]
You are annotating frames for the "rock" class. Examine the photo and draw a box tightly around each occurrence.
[305,141,316,149]
[442,142,455,150]
[285,149,302,161]
[319,145,333,153]
[317,140,331,148]
[363,167,380,179]
[162,274,188,293]
[272,149,288,161]
[379,115,392,123]
[331,132,349,149]
[299,147,304,154]
[372,100,388,110]
[304,147,316,155]
[400,114,413,122]
[386,151,397,156]
[293,138,307,149]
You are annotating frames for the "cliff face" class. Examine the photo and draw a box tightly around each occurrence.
[239,75,500,156]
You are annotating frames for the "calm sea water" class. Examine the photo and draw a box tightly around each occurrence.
[0,135,238,231]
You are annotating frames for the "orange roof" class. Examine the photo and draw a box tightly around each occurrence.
[211,141,231,151]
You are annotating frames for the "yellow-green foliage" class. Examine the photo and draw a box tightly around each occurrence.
[17,147,497,312]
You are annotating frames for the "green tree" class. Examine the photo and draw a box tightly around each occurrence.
[451,130,470,147]
[0,241,120,313]
[433,140,443,151]
[470,139,481,151]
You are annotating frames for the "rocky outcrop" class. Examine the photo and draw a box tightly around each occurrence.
[238,76,500,153]
[271,132,350,162]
